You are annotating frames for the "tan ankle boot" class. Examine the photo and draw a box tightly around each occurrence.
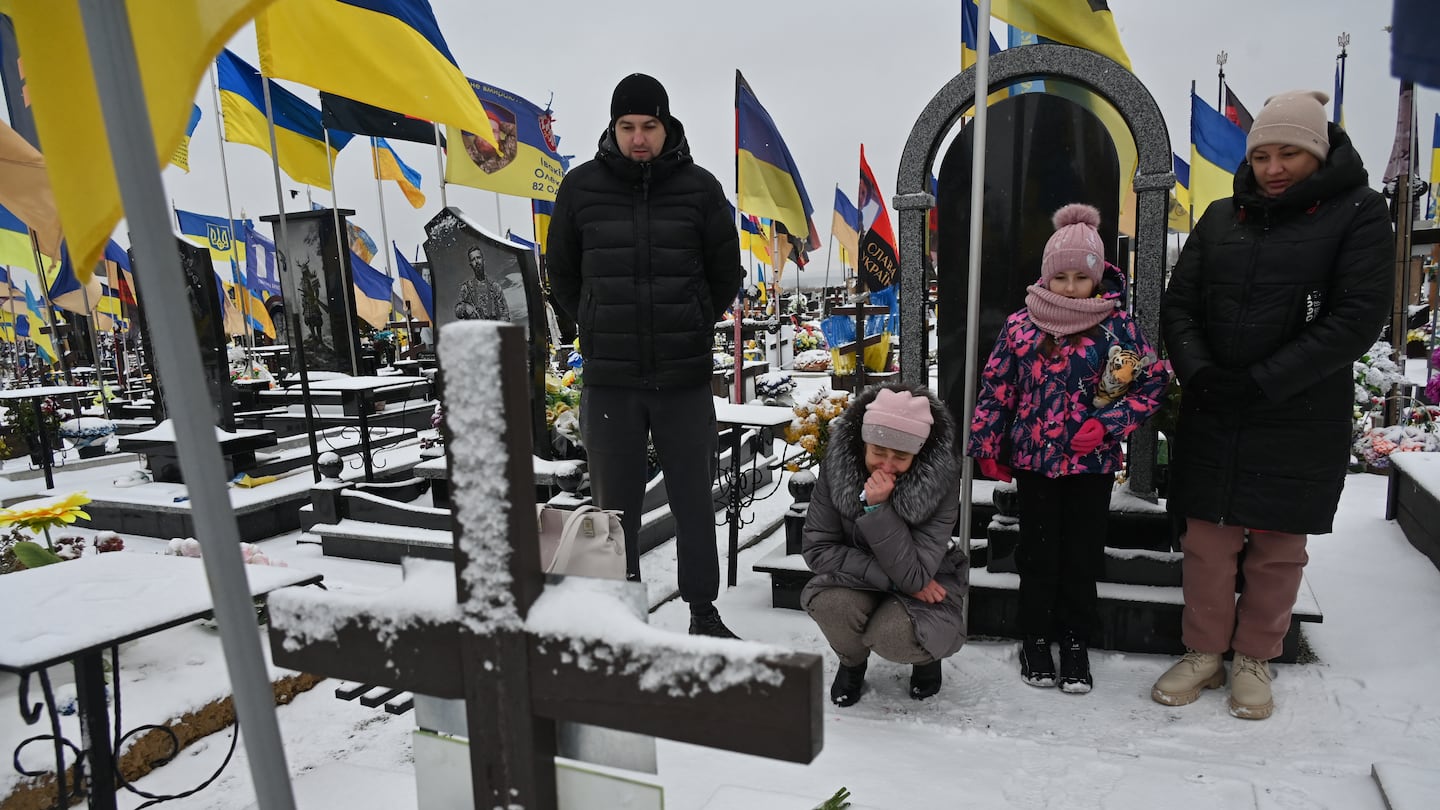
[1151,650,1225,706]
[1228,654,1273,720]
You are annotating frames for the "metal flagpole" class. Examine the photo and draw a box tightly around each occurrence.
[821,184,836,319]
[76,4,298,808]
[956,0,995,631]
[1216,50,1227,114]
[434,124,449,210]
[4,271,18,382]
[267,64,323,483]
[76,269,110,417]
[208,64,257,359]
[369,137,399,326]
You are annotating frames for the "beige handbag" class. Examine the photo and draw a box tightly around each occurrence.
[535,504,627,579]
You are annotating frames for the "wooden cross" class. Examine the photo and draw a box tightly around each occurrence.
[265,322,823,809]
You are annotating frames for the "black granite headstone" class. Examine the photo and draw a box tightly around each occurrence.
[423,207,550,458]
[128,238,234,428]
[260,208,363,376]
[935,91,1120,435]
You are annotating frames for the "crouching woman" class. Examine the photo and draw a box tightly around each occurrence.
[801,384,966,706]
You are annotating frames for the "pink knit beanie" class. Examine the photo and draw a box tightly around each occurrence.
[1040,204,1104,285]
[861,388,933,454]
[1246,90,1330,163]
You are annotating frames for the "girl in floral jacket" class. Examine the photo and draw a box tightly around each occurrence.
[967,203,1168,693]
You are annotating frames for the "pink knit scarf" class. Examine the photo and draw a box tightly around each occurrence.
[1024,284,1116,338]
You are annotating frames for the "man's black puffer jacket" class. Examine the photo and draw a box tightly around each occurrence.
[547,117,741,389]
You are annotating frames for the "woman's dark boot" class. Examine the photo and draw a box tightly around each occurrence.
[830,661,867,707]
[1020,635,1056,687]
[909,660,942,700]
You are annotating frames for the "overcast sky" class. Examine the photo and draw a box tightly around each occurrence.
[159,0,1426,282]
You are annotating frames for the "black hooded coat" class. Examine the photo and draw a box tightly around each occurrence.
[800,384,967,661]
[546,118,741,389]
[1161,124,1392,534]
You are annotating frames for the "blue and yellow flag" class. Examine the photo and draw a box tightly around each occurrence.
[961,0,1008,107]
[991,0,1131,71]
[6,1,274,283]
[736,70,815,242]
[170,104,203,173]
[350,249,395,329]
[257,0,498,150]
[1169,153,1192,233]
[1189,92,1247,224]
[532,199,554,256]
[217,49,353,190]
[831,188,861,261]
[244,224,282,297]
[103,239,137,306]
[372,137,425,208]
[394,242,432,321]
[22,280,56,365]
[176,209,251,264]
[444,79,568,201]
[46,245,103,316]
[0,203,38,270]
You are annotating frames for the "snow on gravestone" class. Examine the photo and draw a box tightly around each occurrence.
[264,321,824,810]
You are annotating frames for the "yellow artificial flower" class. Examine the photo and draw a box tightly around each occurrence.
[0,491,92,532]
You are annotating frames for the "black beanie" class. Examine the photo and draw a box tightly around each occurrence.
[610,73,670,124]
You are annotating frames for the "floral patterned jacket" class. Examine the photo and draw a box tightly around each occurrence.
[967,308,1169,478]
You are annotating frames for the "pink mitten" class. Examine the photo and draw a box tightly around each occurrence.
[978,457,1013,483]
[1071,418,1106,454]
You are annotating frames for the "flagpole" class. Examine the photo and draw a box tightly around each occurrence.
[956,0,995,632]
[31,233,73,386]
[4,271,19,383]
[1188,80,1198,234]
[319,126,364,377]
[494,191,504,234]
[1216,50,1227,113]
[262,65,323,483]
[822,184,837,319]
[77,266,110,416]
[369,137,400,328]
[1336,32,1349,121]
[435,125,449,210]
[208,63,257,359]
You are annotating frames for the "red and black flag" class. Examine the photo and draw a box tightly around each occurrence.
[320,91,445,147]
[857,145,899,294]
[1223,82,1253,134]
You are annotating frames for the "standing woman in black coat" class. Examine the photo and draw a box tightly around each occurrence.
[1153,91,1392,719]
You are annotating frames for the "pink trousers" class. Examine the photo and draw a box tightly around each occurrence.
[1180,518,1308,660]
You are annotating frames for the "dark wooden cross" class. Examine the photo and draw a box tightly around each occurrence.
[265,322,823,809]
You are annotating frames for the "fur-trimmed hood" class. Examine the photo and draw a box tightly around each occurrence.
[822,382,959,526]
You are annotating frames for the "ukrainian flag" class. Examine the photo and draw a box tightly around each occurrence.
[47,246,103,316]
[0,204,38,270]
[6,1,273,282]
[350,250,395,329]
[394,242,432,321]
[1430,114,1440,221]
[1170,153,1192,233]
[532,200,553,256]
[991,0,1131,71]
[736,71,815,242]
[218,49,354,190]
[372,137,425,208]
[22,280,56,365]
[176,209,252,264]
[961,0,1007,106]
[1189,92,1247,224]
[1332,62,1345,127]
[170,105,203,173]
[257,0,498,151]
[742,214,772,265]
[831,188,861,261]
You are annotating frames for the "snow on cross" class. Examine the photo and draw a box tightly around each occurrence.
[264,321,823,809]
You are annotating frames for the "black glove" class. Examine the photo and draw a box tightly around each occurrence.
[1186,366,1262,414]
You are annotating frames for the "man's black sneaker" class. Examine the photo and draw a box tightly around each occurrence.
[1058,631,1093,694]
[1020,635,1056,688]
[688,609,740,639]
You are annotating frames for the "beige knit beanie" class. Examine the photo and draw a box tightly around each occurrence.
[1246,90,1331,163]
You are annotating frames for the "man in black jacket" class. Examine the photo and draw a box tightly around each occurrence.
[547,73,743,638]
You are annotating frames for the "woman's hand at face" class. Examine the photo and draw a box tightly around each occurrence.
[864,470,896,504]
[910,579,947,604]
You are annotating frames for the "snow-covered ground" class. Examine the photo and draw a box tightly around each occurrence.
[2,372,1438,809]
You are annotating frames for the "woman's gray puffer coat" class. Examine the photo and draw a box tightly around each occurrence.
[800,384,967,661]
